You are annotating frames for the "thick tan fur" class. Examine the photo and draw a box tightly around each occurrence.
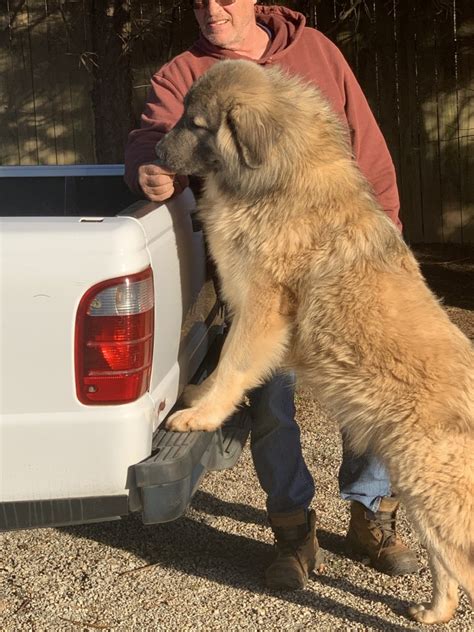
[155,60,474,624]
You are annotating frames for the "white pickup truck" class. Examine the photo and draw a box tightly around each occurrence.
[0,165,250,531]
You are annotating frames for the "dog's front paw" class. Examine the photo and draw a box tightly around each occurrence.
[165,406,222,432]
[408,603,455,625]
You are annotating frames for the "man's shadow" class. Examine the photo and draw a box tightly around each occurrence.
[191,490,351,559]
[60,491,414,632]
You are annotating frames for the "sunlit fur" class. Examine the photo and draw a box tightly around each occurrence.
[157,60,474,625]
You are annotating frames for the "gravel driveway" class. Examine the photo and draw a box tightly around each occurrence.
[1,247,473,631]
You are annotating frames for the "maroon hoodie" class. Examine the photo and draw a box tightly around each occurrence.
[124,5,401,229]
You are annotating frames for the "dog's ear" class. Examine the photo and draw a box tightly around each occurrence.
[227,103,282,169]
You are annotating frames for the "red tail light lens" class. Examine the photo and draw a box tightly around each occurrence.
[75,268,154,405]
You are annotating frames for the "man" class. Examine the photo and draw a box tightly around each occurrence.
[125,0,418,590]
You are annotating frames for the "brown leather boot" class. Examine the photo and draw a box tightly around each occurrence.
[345,497,418,575]
[265,508,325,590]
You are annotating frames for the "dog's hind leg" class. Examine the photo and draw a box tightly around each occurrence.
[409,549,459,624]
[166,284,291,432]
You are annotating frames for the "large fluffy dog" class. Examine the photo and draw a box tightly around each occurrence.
[155,60,473,624]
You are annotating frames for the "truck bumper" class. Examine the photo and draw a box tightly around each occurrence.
[0,395,155,505]
[0,495,129,531]
[0,411,250,531]
[0,334,251,531]
[127,409,251,524]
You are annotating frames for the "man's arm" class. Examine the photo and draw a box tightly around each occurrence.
[124,74,188,201]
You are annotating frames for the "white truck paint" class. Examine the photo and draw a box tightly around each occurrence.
[0,167,246,530]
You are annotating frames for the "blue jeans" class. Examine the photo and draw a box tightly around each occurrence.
[248,373,391,515]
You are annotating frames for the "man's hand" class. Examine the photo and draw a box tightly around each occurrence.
[138,163,189,203]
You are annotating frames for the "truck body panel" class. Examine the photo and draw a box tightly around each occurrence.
[0,171,239,530]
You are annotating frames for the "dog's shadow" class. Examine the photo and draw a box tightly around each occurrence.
[60,492,413,631]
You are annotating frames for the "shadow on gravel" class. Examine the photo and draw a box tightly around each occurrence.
[314,528,347,557]
[61,509,412,632]
[191,492,349,559]
[191,490,268,525]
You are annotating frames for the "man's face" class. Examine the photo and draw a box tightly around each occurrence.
[194,0,257,50]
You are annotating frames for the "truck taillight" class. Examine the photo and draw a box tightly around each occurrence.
[75,268,154,405]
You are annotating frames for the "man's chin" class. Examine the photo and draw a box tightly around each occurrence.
[203,29,236,49]
[205,36,228,47]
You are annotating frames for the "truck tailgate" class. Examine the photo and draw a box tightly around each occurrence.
[1,186,226,527]
[0,215,156,503]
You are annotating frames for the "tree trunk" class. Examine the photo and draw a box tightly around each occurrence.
[88,0,134,163]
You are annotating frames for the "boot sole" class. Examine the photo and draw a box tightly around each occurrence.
[265,548,326,591]
[266,577,307,591]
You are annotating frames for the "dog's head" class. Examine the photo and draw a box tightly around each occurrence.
[155,61,285,184]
